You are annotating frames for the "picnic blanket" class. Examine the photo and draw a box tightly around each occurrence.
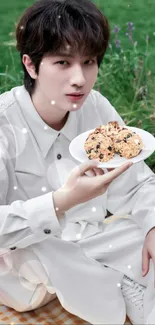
[0,296,131,324]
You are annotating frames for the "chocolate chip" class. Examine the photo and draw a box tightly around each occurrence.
[88,149,92,154]
[116,140,121,143]
[124,140,127,143]
[126,134,132,138]
[108,146,112,151]
[92,137,95,140]
[99,154,104,159]
[96,144,100,149]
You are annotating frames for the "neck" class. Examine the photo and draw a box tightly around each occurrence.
[31,90,69,131]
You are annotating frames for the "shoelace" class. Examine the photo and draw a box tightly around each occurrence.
[121,279,144,308]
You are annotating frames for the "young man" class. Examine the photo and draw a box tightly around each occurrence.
[0,0,155,324]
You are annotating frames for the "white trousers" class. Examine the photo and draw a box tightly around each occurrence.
[0,216,155,324]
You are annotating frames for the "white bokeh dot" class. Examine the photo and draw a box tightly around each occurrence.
[22,128,28,134]
[41,187,47,192]
[41,62,44,65]
[73,104,77,108]
[117,283,121,287]
[128,265,132,269]
[44,125,48,130]
[58,15,61,18]
[92,207,96,212]
[56,207,59,211]
[109,244,112,248]
[51,100,56,105]
[76,233,82,240]
[16,91,20,96]
[13,186,18,190]
[20,25,24,30]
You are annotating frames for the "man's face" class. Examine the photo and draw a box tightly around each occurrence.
[34,51,99,112]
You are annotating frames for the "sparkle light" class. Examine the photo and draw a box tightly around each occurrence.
[41,62,44,65]
[41,187,47,192]
[73,104,77,108]
[51,100,56,105]
[58,15,61,19]
[92,207,96,212]
[128,265,132,269]
[109,244,112,248]
[13,186,18,190]
[16,91,20,96]
[22,128,28,134]
[76,233,82,239]
[117,283,121,287]
[44,125,48,130]
[55,207,59,211]
[20,25,24,30]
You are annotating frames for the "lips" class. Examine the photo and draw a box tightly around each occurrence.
[66,94,84,96]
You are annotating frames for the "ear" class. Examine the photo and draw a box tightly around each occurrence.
[22,54,37,79]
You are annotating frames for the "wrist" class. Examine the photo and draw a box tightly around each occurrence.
[53,188,71,219]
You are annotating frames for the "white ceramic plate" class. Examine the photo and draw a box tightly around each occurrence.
[69,127,155,168]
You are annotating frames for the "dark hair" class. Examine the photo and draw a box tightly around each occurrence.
[16,0,110,95]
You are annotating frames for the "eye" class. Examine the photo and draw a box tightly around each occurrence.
[56,61,69,65]
[85,59,96,65]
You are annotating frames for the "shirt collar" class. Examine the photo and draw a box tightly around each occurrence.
[15,86,78,157]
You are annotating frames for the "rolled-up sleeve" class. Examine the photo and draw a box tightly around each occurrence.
[107,161,155,238]
[0,190,62,251]
[95,90,155,238]
[0,151,62,252]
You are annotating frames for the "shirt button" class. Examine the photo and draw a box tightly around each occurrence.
[57,154,62,160]
[44,229,51,234]
[10,246,17,250]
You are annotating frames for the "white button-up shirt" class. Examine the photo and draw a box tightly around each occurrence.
[0,85,154,252]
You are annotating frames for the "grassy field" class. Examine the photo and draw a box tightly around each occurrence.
[0,0,155,170]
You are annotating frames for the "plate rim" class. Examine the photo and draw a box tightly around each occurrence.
[69,126,155,167]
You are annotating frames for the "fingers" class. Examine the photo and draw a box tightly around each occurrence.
[78,159,99,176]
[142,245,150,277]
[107,168,115,172]
[85,168,105,177]
[85,170,96,177]
[101,161,133,184]
[93,168,105,176]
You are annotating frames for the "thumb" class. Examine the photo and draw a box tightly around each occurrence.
[142,245,150,276]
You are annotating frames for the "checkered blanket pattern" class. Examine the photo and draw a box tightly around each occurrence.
[0,297,131,324]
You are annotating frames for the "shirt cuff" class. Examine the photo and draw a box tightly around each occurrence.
[23,192,62,236]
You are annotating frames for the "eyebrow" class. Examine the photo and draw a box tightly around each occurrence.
[54,52,94,58]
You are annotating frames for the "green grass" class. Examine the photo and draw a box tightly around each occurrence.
[0,0,155,171]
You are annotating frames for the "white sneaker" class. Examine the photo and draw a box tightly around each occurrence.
[121,275,146,325]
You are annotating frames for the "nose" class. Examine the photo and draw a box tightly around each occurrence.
[70,64,86,88]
